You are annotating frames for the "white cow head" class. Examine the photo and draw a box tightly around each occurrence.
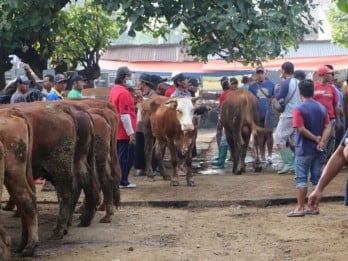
[166,97,195,131]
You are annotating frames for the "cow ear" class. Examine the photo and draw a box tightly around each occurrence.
[165,99,178,109]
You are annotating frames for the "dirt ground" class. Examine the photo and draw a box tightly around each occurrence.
[3,128,348,260]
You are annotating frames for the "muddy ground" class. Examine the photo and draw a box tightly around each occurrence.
[3,128,348,260]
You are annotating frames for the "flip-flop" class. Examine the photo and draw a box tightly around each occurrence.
[287,210,305,217]
[304,209,320,215]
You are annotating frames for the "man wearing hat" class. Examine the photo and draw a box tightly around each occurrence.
[47,74,67,100]
[134,73,158,176]
[248,66,275,164]
[109,66,137,188]
[151,75,167,95]
[10,75,31,104]
[313,65,339,161]
[171,73,191,97]
[67,75,86,99]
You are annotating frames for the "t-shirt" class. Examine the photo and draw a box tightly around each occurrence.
[218,90,232,109]
[164,85,176,97]
[10,90,26,104]
[313,81,338,119]
[109,84,136,140]
[248,80,275,128]
[67,89,82,99]
[46,88,64,100]
[293,98,330,156]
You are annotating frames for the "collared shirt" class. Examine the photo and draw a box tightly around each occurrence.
[46,88,64,101]
[109,84,136,140]
[67,89,82,99]
[171,88,191,97]
[313,81,338,119]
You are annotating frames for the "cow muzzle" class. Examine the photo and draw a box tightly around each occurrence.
[181,124,195,131]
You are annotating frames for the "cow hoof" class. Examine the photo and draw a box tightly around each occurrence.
[163,175,171,181]
[2,202,15,211]
[97,204,105,212]
[255,166,262,172]
[233,171,242,175]
[170,180,179,186]
[22,244,38,257]
[187,180,196,187]
[99,215,111,223]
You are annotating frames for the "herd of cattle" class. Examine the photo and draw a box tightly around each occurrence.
[0,88,266,259]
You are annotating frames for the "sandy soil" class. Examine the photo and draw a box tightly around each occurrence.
[4,201,348,261]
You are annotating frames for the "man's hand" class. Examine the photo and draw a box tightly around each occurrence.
[308,189,322,210]
[129,133,136,145]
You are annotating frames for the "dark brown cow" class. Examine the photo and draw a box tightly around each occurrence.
[3,103,78,241]
[0,108,36,256]
[221,89,263,175]
[142,96,197,186]
[63,99,121,223]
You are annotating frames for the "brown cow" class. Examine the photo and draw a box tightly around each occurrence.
[63,99,121,223]
[0,108,37,256]
[0,140,12,261]
[221,89,263,175]
[142,96,197,186]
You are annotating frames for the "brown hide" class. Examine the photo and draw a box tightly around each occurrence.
[221,89,262,174]
[62,99,121,222]
[2,102,77,241]
[142,97,196,186]
[0,108,37,257]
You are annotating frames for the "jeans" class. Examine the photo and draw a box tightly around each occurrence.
[295,154,325,189]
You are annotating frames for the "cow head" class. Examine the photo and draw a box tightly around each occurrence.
[165,98,195,131]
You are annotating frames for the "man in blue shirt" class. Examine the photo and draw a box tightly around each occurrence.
[248,66,275,164]
[46,74,67,101]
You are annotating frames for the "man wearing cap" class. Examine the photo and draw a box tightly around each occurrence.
[248,66,275,164]
[10,75,31,104]
[313,65,339,161]
[109,66,137,188]
[46,74,67,101]
[170,73,191,97]
[134,73,158,176]
[67,75,86,99]
[274,61,302,174]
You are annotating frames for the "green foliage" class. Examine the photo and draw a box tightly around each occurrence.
[94,0,318,64]
[328,6,348,49]
[337,0,348,13]
[51,3,119,74]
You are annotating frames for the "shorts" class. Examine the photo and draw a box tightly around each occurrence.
[274,117,295,146]
[295,154,325,189]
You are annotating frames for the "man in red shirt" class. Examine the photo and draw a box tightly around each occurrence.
[109,66,137,188]
[313,66,339,161]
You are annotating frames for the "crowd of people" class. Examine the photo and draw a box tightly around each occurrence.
[2,62,348,217]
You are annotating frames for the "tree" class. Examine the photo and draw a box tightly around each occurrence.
[336,0,348,13]
[52,2,120,83]
[329,6,348,50]
[0,0,70,89]
[94,0,318,64]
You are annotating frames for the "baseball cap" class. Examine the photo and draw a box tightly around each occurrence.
[317,66,333,76]
[71,75,86,83]
[139,73,154,87]
[255,66,265,73]
[16,75,31,85]
[294,70,306,81]
[116,66,132,78]
[187,78,199,87]
[151,75,168,85]
[55,74,67,83]
[172,73,186,82]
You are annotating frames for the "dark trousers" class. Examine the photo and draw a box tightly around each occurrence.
[134,132,146,169]
[117,139,134,186]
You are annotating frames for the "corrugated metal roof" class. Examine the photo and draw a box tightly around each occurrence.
[102,41,348,63]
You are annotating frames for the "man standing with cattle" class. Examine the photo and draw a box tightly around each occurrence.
[109,66,137,188]
[248,66,275,164]
[274,61,302,174]
[134,73,158,177]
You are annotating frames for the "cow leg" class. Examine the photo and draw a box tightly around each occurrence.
[99,174,114,223]
[5,178,38,257]
[252,132,263,172]
[154,140,170,180]
[69,179,82,226]
[2,197,15,211]
[166,141,179,186]
[0,224,11,261]
[144,131,155,178]
[185,154,195,187]
[225,131,239,174]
